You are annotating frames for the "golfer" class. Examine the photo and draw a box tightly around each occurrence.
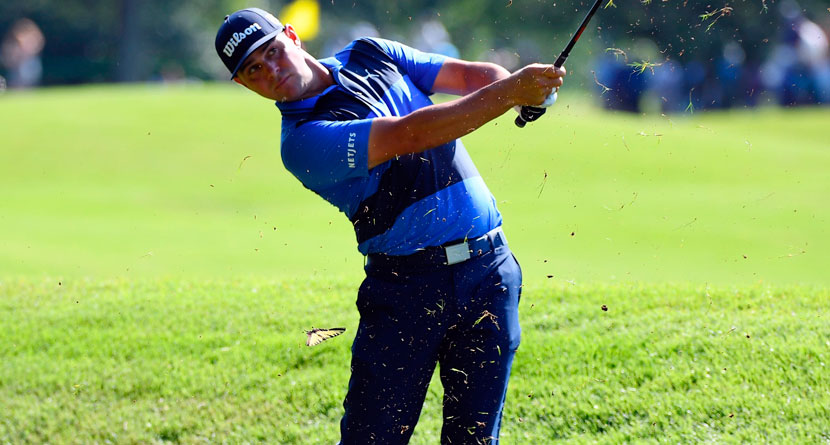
[215,8,564,444]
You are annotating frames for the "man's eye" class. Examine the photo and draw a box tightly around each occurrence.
[249,65,260,75]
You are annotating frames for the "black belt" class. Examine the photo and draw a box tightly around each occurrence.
[366,227,507,268]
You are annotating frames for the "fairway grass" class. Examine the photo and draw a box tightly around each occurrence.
[1,84,828,285]
[1,279,828,443]
[2,85,829,442]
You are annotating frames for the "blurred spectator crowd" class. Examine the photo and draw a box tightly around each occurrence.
[2,0,828,115]
[0,18,44,91]
[594,2,830,113]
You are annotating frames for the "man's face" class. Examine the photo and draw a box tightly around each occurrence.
[234,30,311,102]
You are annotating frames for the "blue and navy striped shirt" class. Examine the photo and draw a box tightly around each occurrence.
[277,38,502,255]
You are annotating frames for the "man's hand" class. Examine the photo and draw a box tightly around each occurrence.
[509,64,565,127]
[507,64,566,108]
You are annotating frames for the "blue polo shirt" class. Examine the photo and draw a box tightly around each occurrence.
[276,38,502,255]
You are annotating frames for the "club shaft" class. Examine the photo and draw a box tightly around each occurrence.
[554,0,604,67]
[515,0,604,128]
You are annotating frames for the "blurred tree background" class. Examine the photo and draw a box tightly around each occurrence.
[1,0,828,109]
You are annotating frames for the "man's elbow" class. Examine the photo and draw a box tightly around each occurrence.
[485,63,511,83]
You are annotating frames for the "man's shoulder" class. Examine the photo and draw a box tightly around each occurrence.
[335,37,396,60]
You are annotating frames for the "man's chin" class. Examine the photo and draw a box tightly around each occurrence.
[270,87,294,102]
[259,91,289,102]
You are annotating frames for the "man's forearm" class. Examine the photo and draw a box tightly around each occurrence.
[367,63,564,168]
[431,59,511,96]
[367,78,516,168]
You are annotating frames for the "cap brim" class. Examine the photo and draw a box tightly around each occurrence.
[229,29,282,79]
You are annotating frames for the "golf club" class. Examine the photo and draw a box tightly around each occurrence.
[515,0,605,128]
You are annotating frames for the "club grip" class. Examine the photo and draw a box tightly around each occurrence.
[514,114,528,128]
[514,106,547,128]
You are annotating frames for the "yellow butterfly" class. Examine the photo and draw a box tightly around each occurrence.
[305,327,346,347]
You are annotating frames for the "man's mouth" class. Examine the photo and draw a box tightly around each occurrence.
[274,75,289,91]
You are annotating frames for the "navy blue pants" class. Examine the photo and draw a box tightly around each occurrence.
[340,243,522,444]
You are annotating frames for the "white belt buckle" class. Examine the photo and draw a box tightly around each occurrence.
[444,243,471,265]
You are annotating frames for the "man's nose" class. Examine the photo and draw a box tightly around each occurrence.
[265,60,280,79]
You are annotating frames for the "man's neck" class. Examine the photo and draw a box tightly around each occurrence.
[299,59,334,100]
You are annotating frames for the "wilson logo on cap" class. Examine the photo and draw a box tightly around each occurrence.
[222,23,263,57]
[215,8,284,78]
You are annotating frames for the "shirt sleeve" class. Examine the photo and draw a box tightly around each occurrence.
[368,38,447,93]
[280,118,372,190]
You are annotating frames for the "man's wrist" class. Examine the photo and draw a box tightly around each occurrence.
[486,77,520,109]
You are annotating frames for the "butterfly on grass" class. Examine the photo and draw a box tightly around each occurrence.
[305,327,346,347]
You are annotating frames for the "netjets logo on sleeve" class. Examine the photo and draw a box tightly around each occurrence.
[347,132,357,168]
[223,23,263,57]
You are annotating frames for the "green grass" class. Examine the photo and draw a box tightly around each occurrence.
[1,279,828,443]
[1,85,829,442]
[1,84,828,284]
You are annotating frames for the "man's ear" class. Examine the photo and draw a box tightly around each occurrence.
[283,24,302,48]
[233,77,244,86]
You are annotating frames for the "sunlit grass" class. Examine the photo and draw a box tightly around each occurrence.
[1,279,828,443]
[1,84,828,286]
[1,84,829,443]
